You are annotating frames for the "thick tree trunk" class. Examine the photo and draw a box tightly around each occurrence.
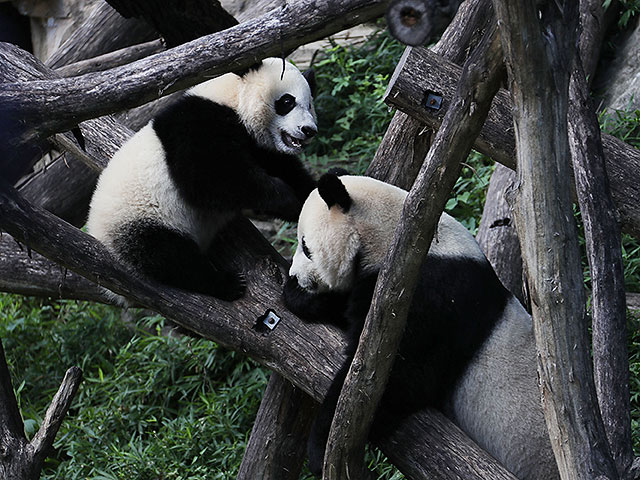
[236,373,316,480]
[492,0,618,477]
[568,58,632,476]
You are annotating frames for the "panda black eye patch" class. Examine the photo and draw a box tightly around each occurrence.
[301,237,312,259]
[275,94,296,116]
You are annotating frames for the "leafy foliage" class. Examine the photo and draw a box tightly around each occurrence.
[1,296,268,480]
[302,27,405,174]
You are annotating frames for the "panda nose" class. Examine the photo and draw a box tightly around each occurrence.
[301,126,317,139]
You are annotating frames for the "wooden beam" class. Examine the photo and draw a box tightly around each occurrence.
[384,46,640,241]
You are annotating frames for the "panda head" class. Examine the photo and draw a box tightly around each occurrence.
[289,174,407,293]
[236,58,317,154]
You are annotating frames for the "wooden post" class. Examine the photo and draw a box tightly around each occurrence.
[492,0,619,477]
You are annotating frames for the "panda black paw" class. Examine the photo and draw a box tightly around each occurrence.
[212,271,246,301]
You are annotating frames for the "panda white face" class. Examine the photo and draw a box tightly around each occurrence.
[238,58,317,155]
[289,175,407,293]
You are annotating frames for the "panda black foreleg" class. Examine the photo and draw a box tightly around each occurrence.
[112,220,245,301]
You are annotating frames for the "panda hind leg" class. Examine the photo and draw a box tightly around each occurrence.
[112,220,245,301]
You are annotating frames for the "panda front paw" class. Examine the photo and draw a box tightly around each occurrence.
[211,271,246,301]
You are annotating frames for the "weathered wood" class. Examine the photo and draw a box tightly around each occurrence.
[0,338,82,480]
[0,181,518,480]
[367,0,495,189]
[493,0,618,478]
[475,164,524,304]
[384,45,640,241]
[55,39,164,77]
[322,22,505,479]
[0,0,388,177]
[236,373,316,480]
[45,1,156,68]
[0,233,113,303]
[569,57,632,476]
[104,0,237,47]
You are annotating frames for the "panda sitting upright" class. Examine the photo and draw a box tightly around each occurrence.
[87,58,317,301]
[283,173,559,480]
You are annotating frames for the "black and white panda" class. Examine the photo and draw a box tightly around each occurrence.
[283,173,559,480]
[87,58,317,301]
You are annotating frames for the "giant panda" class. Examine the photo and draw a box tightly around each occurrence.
[87,58,317,301]
[283,173,559,480]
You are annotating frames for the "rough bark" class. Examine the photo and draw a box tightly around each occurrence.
[44,1,157,68]
[0,339,82,480]
[0,233,113,303]
[236,373,316,480]
[0,181,518,480]
[0,0,388,179]
[383,45,640,242]
[367,0,495,190]
[476,0,611,312]
[569,58,632,476]
[54,39,164,77]
[475,164,524,304]
[493,0,618,478]
[322,23,505,479]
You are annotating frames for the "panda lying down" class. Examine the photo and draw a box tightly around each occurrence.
[283,173,559,480]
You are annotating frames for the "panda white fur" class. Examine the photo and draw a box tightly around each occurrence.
[87,58,317,301]
[283,173,559,480]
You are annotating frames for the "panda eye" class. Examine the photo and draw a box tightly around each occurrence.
[301,237,312,259]
[275,94,296,116]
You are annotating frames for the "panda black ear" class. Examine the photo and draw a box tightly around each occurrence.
[318,173,351,212]
[303,69,317,97]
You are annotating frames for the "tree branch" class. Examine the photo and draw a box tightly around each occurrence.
[0,340,82,479]
[569,56,632,476]
[0,175,518,480]
[322,21,505,478]
[54,39,165,77]
[492,0,618,477]
[0,0,388,175]
[236,373,316,480]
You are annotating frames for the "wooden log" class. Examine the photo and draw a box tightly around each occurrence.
[569,57,632,475]
[0,233,113,303]
[0,0,388,175]
[45,1,156,68]
[475,164,524,304]
[0,180,518,480]
[322,22,505,478]
[55,39,164,77]
[236,373,317,480]
[492,0,618,477]
[384,45,640,241]
[385,0,464,46]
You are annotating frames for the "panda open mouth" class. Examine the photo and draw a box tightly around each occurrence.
[281,131,306,150]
